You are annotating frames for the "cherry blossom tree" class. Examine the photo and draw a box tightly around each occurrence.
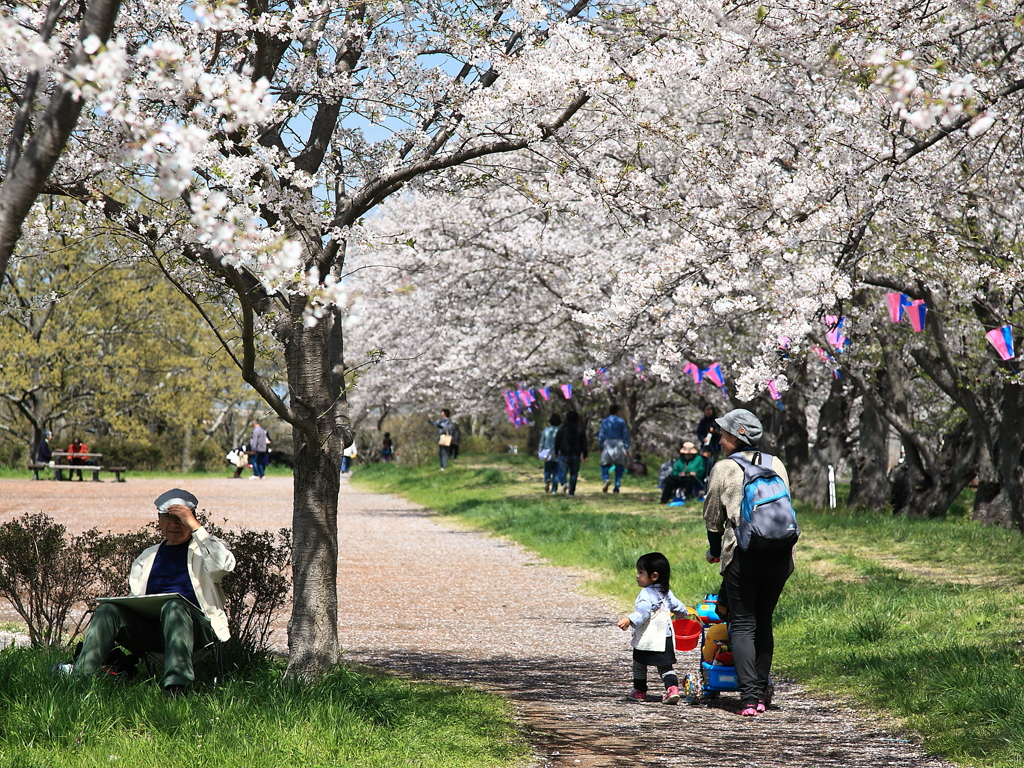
[0,0,654,676]
[0,0,122,284]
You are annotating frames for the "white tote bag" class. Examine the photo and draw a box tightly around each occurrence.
[634,599,672,652]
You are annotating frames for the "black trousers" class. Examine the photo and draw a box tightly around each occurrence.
[660,474,703,503]
[722,548,792,706]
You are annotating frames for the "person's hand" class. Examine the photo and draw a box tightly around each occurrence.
[617,617,632,631]
[582,457,588,462]
[168,505,201,532]
[705,550,720,564]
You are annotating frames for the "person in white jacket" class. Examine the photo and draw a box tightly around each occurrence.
[72,488,235,696]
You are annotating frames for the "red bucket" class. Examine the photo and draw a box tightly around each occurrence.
[673,618,702,652]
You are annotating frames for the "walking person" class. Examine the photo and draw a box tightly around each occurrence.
[703,408,795,717]
[340,441,357,473]
[659,441,706,504]
[554,410,588,496]
[248,420,271,479]
[380,432,395,462]
[428,409,454,470]
[617,552,688,704]
[598,404,630,493]
[538,414,562,493]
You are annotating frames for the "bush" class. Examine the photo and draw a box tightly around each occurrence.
[204,522,293,653]
[0,514,95,647]
[90,438,164,470]
[190,440,223,471]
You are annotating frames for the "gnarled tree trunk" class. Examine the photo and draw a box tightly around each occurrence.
[847,376,892,511]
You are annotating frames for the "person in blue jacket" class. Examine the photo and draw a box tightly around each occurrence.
[598,404,630,493]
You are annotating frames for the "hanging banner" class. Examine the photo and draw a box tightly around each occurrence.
[908,300,927,332]
[538,387,551,401]
[886,292,914,323]
[630,357,648,382]
[702,362,728,396]
[986,326,1015,361]
[824,315,849,352]
[560,383,573,399]
[683,362,702,384]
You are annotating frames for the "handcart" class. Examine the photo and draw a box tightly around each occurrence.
[671,594,774,706]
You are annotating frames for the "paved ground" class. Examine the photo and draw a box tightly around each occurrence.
[0,475,955,767]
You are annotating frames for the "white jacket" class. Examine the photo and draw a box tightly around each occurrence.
[129,527,236,641]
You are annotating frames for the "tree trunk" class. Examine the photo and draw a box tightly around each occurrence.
[800,374,850,507]
[890,417,977,518]
[284,303,343,679]
[775,359,810,495]
[179,423,193,472]
[971,380,1024,528]
[847,379,892,511]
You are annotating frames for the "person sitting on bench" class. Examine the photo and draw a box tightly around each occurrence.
[71,488,235,696]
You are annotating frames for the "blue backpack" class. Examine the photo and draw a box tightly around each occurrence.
[730,452,799,552]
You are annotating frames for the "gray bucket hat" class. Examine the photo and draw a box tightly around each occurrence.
[715,409,763,446]
[154,488,198,512]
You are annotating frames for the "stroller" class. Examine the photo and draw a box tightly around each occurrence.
[672,594,774,706]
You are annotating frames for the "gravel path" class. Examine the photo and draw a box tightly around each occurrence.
[0,475,955,767]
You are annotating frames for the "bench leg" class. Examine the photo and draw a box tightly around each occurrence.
[115,471,125,482]
[91,469,101,482]
[32,468,41,480]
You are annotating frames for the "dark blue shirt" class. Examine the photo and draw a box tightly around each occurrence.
[146,541,199,607]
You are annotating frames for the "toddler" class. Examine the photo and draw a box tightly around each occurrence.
[617,552,687,704]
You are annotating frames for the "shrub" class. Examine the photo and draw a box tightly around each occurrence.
[204,523,293,653]
[0,514,94,647]
[90,438,164,470]
[190,440,223,471]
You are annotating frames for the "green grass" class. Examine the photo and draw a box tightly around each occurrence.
[353,453,1024,768]
[0,648,527,768]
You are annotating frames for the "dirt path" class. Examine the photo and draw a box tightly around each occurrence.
[0,476,954,767]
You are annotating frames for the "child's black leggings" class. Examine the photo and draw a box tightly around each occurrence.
[632,661,678,692]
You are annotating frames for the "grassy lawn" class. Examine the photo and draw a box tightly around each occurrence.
[353,453,1024,768]
[0,648,527,768]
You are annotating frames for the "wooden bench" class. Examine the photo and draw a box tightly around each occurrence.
[28,462,102,481]
[26,463,127,482]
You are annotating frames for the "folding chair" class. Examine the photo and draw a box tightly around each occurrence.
[145,639,225,687]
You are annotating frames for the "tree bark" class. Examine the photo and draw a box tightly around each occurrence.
[847,381,891,511]
[890,417,977,518]
[971,380,1024,528]
[284,302,343,678]
[775,359,810,496]
[801,374,850,508]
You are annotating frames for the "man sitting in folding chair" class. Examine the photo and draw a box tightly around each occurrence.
[72,488,235,697]
[660,441,706,505]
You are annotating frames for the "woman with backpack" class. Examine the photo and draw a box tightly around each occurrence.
[702,408,796,717]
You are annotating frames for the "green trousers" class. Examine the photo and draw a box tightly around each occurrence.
[75,599,216,688]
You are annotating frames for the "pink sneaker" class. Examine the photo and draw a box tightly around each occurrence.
[661,686,681,705]
[756,701,766,713]
[627,690,647,702]
[739,706,759,717]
